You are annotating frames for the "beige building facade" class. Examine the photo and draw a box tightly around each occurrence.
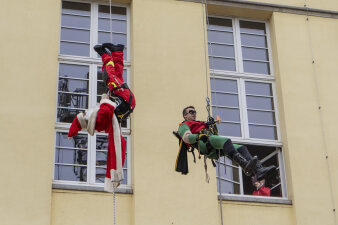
[1,0,338,225]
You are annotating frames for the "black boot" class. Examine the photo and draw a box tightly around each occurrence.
[232,152,258,176]
[237,146,276,180]
[103,43,125,52]
[94,45,108,56]
[256,163,276,181]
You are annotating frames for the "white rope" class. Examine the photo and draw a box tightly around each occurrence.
[201,1,223,225]
[304,4,337,224]
[217,151,224,225]
[113,189,116,225]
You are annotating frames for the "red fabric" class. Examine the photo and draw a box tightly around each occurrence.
[253,186,271,196]
[95,102,127,174]
[183,120,209,134]
[101,52,136,109]
[68,116,82,138]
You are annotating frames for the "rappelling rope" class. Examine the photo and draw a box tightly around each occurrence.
[109,1,117,225]
[304,2,337,224]
[113,189,116,225]
[201,1,224,225]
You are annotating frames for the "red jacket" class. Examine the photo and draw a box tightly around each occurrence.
[253,186,271,196]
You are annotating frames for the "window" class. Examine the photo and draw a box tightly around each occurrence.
[53,1,131,191]
[208,17,287,199]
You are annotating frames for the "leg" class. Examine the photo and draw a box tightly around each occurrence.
[111,51,124,81]
[237,146,276,180]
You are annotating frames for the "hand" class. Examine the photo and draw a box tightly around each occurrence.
[196,134,209,143]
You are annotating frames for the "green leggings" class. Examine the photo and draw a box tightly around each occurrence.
[198,135,242,159]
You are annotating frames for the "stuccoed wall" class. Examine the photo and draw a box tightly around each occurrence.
[270,12,338,225]
[131,0,220,224]
[0,0,60,225]
[51,190,133,225]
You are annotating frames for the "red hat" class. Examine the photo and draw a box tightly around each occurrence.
[68,113,87,138]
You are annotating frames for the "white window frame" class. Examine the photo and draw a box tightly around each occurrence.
[53,0,132,192]
[208,16,288,200]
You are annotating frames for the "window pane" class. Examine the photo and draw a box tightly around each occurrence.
[242,47,268,61]
[99,5,127,19]
[121,170,128,185]
[98,32,127,45]
[245,81,272,96]
[61,28,90,42]
[246,96,274,110]
[241,34,267,48]
[96,167,106,183]
[209,44,235,58]
[54,165,87,182]
[55,148,87,165]
[57,93,88,109]
[243,61,270,75]
[60,42,90,57]
[98,18,127,33]
[217,160,240,182]
[212,93,239,107]
[208,30,234,44]
[58,79,88,93]
[209,57,236,71]
[240,21,266,35]
[210,78,237,93]
[57,108,84,123]
[217,179,240,194]
[59,64,89,79]
[208,17,233,32]
[249,125,277,140]
[61,14,90,29]
[213,107,240,122]
[217,122,241,137]
[56,132,87,148]
[62,1,90,15]
[248,110,275,125]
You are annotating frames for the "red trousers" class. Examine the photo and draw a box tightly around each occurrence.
[101,52,136,109]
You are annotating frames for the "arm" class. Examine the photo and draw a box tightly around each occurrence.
[178,123,198,145]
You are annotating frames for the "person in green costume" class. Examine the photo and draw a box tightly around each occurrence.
[176,106,275,181]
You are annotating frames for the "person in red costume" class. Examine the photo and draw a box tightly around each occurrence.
[252,178,271,196]
[94,43,136,122]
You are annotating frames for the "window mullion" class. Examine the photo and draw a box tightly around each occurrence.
[126,6,131,62]
[238,167,244,195]
[265,21,274,77]
[233,18,243,73]
[239,79,249,139]
[271,82,281,142]
[278,149,288,198]
[91,3,99,59]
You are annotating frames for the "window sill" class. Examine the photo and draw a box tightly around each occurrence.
[219,195,292,205]
[52,183,133,194]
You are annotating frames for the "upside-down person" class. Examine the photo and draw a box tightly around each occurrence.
[94,43,136,122]
[175,106,275,181]
[67,43,136,192]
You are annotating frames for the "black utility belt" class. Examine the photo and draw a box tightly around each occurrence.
[113,83,129,91]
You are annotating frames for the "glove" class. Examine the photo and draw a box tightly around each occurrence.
[196,134,209,143]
